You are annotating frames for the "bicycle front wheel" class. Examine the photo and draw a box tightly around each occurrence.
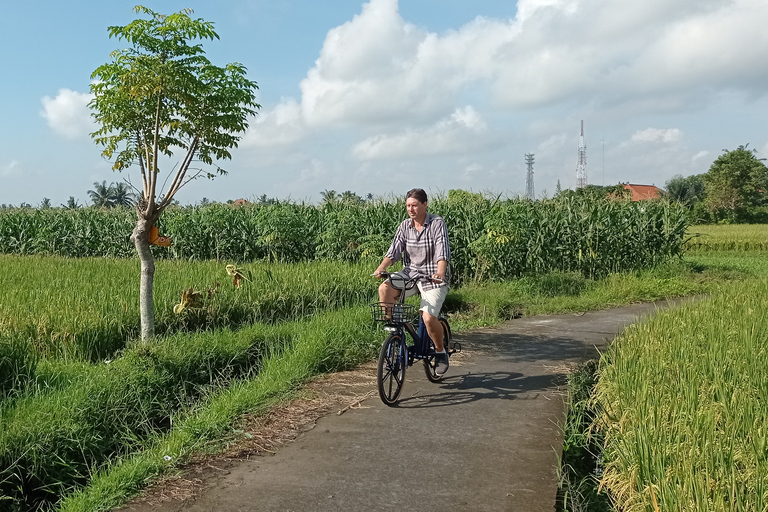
[377,333,406,406]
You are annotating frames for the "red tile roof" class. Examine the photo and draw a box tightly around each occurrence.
[623,184,663,201]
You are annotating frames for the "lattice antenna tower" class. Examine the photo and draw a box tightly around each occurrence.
[525,153,535,199]
[576,120,587,189]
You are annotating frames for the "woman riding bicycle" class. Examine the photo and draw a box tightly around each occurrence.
[373,188,451,375]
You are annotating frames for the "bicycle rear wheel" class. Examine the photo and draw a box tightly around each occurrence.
[378,333,407,405]
[424,319,452,382]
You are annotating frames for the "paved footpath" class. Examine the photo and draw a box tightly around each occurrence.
[122,301,679,512]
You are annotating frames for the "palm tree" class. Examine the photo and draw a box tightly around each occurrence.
[320,189,339,204]
[39,198,52,209]
[341,190,362,204]
[112,182,136,207]
[62,196,81,209]
[88,181,114,207]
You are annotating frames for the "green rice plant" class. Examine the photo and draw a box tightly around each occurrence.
[0,255,377,397]
[685,224,768,252]
[592,278,768,511]
[558,360,612,512]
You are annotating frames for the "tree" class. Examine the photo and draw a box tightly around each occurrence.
[112,182,137,207]
[666,174,706,206]
[39,198,52,209]
[340,190,363,204]
[89,6,260,340]
[320,189,339,204]
[88,180,115,207]
[62,196,81,209]
[703,145,768,223]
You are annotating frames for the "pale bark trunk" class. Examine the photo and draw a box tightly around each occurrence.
[132,217,156,340]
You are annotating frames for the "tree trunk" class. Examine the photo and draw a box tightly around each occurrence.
[132,217,156,340]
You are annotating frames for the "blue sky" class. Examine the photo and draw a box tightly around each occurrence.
[1,0,767,206]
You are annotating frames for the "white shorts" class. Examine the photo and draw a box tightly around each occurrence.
[403,283,449,318]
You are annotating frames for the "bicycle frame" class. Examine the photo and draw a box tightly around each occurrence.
[384,315,433,369]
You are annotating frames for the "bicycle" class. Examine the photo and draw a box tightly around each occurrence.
[370,271,460,406]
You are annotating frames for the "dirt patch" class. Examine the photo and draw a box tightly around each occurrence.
[121,361,378,509]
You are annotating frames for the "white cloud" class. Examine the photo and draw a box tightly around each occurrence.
[241,98,304,148]
[1,160,20,177]
[630,128,682,144]
[691,150,710,163]
[463,162,483,177]
[351,106,486,160]
[40,89,94,140]
[538,133,568,152]
[295,0,768,128]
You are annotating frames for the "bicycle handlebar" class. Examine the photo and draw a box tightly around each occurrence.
[371,271,443,285]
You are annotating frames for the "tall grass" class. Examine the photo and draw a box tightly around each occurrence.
[592,278,768,511]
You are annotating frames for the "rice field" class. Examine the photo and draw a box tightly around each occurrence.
[593,277,768,510]
[685,224,768,251]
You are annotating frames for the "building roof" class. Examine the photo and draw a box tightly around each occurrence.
[623,184,664,201]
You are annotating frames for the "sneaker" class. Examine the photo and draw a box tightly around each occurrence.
[434,352,449,376]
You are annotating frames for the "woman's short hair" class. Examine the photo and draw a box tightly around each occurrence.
[405,188,428,204]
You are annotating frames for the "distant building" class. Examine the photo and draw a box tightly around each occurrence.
[623,184,664,201]
[232,198,249,206]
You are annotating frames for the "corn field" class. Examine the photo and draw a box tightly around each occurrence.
[0,194,689,284]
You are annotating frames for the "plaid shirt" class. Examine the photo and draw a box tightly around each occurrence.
[385,212,451,291]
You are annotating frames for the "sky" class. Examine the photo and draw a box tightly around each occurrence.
[1,0,767,206]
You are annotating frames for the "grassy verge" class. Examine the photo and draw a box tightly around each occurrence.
[1,306,377,512]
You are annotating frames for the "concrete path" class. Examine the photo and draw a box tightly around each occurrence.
[123,301,677,512]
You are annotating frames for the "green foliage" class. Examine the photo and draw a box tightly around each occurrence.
[703,145,768,223]
[555,184,630,201]
[90,6,260,186]
[471,196,688,279]
[0,195,689,286]
[685,224,768,252]
[666,173,706,206]
[0,324,274,510]
[0,256,374,384]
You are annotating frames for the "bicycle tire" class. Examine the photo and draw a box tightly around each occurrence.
[424,319,451,382]
[378,333,406,405]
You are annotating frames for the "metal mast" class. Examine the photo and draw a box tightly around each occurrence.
[576,120,587,189]
[525,153,535,199]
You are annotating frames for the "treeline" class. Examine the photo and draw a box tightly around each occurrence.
[0,191,688,282]
[666,144,768,224]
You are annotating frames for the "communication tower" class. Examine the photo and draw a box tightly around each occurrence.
[576,120,587,189]
[525,153,535,199]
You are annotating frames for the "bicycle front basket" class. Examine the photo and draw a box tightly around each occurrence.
[370,302,417,323]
